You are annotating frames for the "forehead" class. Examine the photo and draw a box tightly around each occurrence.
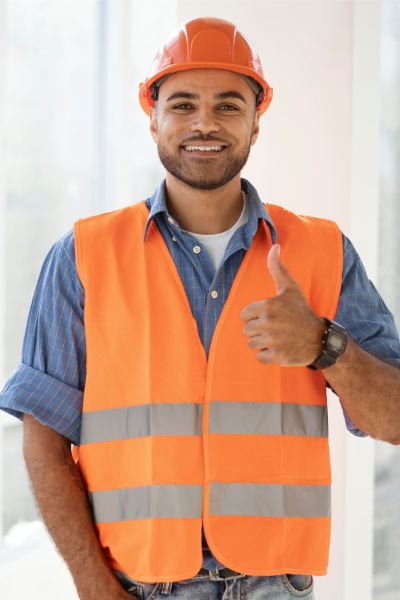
[158,68,254,100]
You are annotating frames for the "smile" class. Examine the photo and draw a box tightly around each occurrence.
[182,145,227,155]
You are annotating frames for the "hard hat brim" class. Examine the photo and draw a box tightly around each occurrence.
[139,62,273,116]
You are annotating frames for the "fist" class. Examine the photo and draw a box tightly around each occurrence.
[239,244,326,366]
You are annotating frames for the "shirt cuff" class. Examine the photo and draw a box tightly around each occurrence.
[340,402,368,438]
[0,362,83,445]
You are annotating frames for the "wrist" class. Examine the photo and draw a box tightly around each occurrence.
[313,317,328,355]
[75,564,125,599]
[307,318,348,371]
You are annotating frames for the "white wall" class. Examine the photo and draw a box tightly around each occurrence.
[345,3,381,599]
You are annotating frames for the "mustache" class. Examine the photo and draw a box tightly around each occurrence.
[181,136,229,144]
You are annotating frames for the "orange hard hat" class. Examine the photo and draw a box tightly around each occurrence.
[139,17,273,116]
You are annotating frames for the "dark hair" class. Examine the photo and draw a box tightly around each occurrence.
[150,74,264,107]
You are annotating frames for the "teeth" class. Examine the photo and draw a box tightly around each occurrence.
[185,145,223,152]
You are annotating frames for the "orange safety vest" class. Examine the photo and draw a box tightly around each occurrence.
[73,199,342,583]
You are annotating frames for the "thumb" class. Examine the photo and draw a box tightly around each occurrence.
[267,244,294,294]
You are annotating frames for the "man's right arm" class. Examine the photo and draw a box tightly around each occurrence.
[23,414,131,600]
[0,232,134,597]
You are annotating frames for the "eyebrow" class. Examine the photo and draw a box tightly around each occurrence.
[165,91,247,103]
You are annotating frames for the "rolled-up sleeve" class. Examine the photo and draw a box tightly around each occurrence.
[0,230,86,445]
[334,234,400,438]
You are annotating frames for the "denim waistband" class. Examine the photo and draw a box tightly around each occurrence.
[195,567,246,580]
[114,565,246,590]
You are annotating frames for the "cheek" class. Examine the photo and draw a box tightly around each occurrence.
[227,116,254,140]
[157,117,185,143]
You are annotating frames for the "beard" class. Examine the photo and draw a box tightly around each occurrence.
[157,139,252,190]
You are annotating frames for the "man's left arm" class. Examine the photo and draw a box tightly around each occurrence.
[240,237,400,445]
[321,234,400,444]
[322,337,400,444]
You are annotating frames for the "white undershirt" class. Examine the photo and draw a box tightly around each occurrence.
[183,192,248,272]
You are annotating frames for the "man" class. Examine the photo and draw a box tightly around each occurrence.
[1,16,400,600]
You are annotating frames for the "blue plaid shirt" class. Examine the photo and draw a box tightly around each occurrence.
[1,177,399,570]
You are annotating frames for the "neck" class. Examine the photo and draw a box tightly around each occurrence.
[164,173,244,234]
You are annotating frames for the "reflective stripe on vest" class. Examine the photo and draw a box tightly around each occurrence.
[89,482,331,523]
[80,401,328,444]
[73,200,342,582]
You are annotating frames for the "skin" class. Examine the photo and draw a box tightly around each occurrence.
[22,64,400,599]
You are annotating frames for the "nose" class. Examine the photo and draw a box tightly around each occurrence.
[189,107,221,135]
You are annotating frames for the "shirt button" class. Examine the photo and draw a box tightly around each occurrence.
[172,236,177,242]
[193,245,201,254]
[167,216,174,224]
[211,290,219,299]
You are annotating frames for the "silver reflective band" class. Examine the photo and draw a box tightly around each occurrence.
[80,401,328,445]
[210,482,331,518]
[90,482,331,524]
[81,403,203,445]
[90,484,203,523]
[209,402,328,437]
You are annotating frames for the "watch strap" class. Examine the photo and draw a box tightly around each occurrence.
[307,318,348,371]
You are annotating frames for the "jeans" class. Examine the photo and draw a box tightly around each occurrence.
[114,568,315,599]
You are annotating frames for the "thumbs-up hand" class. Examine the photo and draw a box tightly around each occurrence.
[239,244,326,366]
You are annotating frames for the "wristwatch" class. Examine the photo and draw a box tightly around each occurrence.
[307,318,348,370]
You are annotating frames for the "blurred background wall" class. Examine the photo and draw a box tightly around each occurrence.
[0,1,399,599]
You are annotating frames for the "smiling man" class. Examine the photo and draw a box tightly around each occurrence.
[153,69,258,191]
[1,16,400,600]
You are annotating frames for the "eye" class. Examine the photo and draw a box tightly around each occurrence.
[172,103,238,111]
[218,104,238,111]
[173,103,193,110]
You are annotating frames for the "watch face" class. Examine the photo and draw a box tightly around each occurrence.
[327,331,346,352]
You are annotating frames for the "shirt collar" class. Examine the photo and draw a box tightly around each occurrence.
[142,177,277,244]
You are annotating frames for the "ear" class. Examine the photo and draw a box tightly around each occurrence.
[250,110,260,146]
[149,106,158,143]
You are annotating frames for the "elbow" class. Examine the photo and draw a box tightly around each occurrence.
[368,429,400,446]
[379,427,400,446]
[386,437,400,446]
